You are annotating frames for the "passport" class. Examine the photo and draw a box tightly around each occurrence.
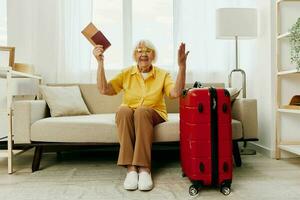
[81,22,111,51]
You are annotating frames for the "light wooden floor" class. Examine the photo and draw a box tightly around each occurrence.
[0,147,300,200]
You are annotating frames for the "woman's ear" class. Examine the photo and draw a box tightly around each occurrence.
[133,51,137,63]
[151,51,156,63]
[134,52,139,63]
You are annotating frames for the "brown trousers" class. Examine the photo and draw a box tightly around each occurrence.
[115,106,165,168]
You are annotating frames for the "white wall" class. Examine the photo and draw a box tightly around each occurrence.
[245,0,274,156]
[0,0,45,138]
[7,0,60,83]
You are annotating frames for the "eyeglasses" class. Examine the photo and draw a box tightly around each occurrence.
[135,47,153,54]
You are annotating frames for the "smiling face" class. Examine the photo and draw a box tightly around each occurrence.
[133,41,156,72]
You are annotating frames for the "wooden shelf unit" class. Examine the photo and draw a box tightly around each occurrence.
[275,0,300,159]
[278,108,300,114]
[277,69,299,75]
[277,32,291,39]
[0,66,42,174]
[279,145,300,155]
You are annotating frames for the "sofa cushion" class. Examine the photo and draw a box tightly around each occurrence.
[31,114,117,143]
[31,114,180,143]
[40,85,90,117]
[154,114,180,141]
[31,113,242,143]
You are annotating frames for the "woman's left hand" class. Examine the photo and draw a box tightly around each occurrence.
[178,43,189,69]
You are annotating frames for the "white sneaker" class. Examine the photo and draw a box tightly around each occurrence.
[138,171,153,191]
[124,171,138,190]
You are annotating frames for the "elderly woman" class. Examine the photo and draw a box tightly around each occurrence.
[93,40,189,191]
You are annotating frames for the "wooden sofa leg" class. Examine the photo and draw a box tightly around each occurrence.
[32,146,43,172]
[233,140,242,167]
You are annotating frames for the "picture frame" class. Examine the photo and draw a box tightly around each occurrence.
[0,46,15,67]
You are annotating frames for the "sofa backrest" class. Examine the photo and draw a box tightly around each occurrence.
[46,83,224,114]
[79,84,123,114]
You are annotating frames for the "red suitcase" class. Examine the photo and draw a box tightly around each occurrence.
[180,84,232,196]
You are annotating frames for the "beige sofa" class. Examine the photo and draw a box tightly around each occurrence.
[13,83,258,172]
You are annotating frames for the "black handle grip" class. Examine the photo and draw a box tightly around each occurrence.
[182,89,188,97]
[193,81,202,88]
[224,89,230,97]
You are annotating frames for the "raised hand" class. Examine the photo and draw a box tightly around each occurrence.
[93,45,104,64]
[178,43,189,69]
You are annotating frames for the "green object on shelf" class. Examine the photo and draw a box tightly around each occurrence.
[289,17,300,71]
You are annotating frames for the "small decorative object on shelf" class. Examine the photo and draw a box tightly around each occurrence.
[283,95,300,110]
[289,17,300,71]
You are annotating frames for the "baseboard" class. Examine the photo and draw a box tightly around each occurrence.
[246,142,272,158]
[279,151,300,159]
[247,142,300,159]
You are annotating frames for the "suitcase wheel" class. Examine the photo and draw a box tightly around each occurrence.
[189,182,202,196]
[189,185,199,196]
[220,180,232,195]
[220,186,231,196]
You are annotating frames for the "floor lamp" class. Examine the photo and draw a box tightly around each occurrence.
[216,8,258,154]
[216,8,257,97]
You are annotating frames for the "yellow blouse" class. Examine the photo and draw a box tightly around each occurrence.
[109,65,174,121]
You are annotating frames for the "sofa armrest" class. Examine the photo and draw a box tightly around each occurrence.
[13,100,49,144]
[231,98,258,140]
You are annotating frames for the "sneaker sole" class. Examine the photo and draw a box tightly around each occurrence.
[138,185,153,191]
[124,185,138,191]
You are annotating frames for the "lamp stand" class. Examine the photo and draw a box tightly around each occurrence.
[228,36,246,98]
[228,36,256,156]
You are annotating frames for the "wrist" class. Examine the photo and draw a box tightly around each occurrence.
[179,63,186,67]
[178,66,186,71]
[97,61,104,67]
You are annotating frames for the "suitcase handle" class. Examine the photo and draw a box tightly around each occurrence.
[193,81,202,88]
[182,89,188,97]
[182,81,202,98]
[198,104,204,113]
[224,89,230,97]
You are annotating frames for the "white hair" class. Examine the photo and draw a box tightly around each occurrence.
[132,39,157,63]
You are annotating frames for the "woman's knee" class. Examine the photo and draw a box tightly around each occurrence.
[134,106,152,119]
[116,106,134,121]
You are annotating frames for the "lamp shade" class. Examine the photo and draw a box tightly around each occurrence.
[216,8,257,39]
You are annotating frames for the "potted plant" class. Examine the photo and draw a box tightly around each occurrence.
[289,17,300,71]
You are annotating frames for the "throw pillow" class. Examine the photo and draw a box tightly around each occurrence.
[40,85,90,117]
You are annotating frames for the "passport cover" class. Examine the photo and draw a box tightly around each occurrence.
[81,22,111,51]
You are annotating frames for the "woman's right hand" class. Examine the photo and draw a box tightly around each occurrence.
[93,45,104,64]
